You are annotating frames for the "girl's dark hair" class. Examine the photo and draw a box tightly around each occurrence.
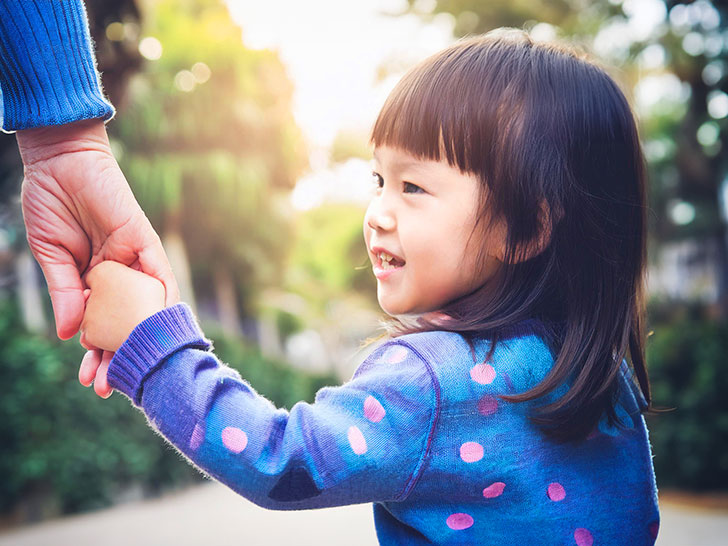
[367,28,661,444]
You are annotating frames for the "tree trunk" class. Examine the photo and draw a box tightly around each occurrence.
[258,313,283,360]
[161,211,195,313]
[714,221,728,319]
[213,265,241,336]
[16,249,47,334]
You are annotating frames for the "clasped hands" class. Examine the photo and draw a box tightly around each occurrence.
[17,119,179,399]
[78,260,167,389]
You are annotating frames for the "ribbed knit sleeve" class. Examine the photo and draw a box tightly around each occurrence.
[0,0,115,132]
[107,303,440,511]
[107,303,214,404]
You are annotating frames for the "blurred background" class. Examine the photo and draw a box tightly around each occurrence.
[0,0,727,542]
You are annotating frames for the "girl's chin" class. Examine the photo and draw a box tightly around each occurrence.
[378,301,408,317]
[378,296,416,317]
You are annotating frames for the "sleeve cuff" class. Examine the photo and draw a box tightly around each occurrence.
[108,303,213,406]
[0,0,115,132]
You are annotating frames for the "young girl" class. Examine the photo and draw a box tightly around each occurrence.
[80,28,660,545]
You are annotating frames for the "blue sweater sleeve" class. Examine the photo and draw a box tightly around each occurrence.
[107,303,439,510]
[0,0,115,132]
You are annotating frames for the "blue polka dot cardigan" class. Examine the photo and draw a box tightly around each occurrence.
[107,303,660,545]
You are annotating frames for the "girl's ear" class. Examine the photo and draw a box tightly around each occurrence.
[525,198,560,261]
[501,199,560,264]
[489,217,508,263]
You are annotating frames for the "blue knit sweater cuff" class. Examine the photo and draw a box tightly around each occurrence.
[108,303,213,406]
[0,0,115,132]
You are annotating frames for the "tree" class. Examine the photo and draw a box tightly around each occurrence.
[652,1,727,315]
[111,0,308,332]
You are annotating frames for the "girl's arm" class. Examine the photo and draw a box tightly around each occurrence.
[107,303,440,510]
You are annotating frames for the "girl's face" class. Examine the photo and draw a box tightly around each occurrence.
[363,145,505,317]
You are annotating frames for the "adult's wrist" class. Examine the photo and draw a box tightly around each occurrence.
[16,119,112,167]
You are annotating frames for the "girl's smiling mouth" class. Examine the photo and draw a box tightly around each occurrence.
[371,246,406,279]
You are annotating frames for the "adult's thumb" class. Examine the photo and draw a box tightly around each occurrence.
[140,241,180,307]
[41,261,84,340]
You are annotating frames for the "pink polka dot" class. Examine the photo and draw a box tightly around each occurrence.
[547,482,566,501]
[477,395,498,416]
[459,441,484,463]
[648,520,659,539]
[574,528,593,546]
[384,345,409,364]
[364,395,386,423]
[189,423,204,450]
[482,482,505,498]
[221,426,248,454]
[348,425,368,454]
[446,512,474,530]
[470,363,496,385]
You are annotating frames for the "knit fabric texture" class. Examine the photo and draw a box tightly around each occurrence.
[0,0,114,132]
[108,303,660,545]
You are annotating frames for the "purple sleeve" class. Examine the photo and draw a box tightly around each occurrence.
[107,303,440,510]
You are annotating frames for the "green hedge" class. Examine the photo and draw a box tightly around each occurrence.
[645,302,728,491]
[0,298,337,519]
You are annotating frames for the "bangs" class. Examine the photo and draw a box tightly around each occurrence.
[368,41,490,175]
[368,32,532,177]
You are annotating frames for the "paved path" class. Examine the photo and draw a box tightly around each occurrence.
[0,482,726,545]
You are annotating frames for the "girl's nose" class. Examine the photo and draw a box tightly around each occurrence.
[365,207,395,231]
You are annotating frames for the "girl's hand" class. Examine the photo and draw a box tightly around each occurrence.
[78,346,114,399]
[80,261,166,353]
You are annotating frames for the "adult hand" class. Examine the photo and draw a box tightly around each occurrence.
[16,119,180,397]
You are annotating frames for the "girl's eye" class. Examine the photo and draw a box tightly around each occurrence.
[403,182,424,194]
[371,172,424,194]
[372,171,383,189]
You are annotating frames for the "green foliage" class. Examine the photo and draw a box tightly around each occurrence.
[405,0,622,46]
[285,203,375,314]
[111,0,308,312]
[645,304,728,490]
[0,297,337,518]
[274,309,306,340]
